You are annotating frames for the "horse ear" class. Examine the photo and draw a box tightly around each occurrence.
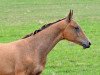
[67,10,73,22]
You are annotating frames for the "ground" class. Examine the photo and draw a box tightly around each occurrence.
[0,0,100,75]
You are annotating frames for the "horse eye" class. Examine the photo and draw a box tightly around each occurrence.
[75,27,80,32]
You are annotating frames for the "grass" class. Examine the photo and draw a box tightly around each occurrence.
[0,0,100,75]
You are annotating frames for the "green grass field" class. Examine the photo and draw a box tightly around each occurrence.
[0,0,100,75]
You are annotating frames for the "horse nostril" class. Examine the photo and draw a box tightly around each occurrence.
[89,42,91,45]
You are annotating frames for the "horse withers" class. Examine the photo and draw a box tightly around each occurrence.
[0,10,91,75]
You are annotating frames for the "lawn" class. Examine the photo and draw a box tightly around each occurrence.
[0,0,100,75]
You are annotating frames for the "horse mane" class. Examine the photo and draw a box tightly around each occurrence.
[22,17,66,39]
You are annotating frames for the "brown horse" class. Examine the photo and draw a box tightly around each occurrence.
[0,10,91,75]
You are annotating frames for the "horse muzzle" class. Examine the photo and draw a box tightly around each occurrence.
[82,41,91,49]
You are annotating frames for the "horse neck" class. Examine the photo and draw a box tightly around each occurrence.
[26,19,67,58]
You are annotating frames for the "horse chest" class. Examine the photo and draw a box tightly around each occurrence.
[23,56,44,75]
[15,61,44,75]
[31,58,46,75]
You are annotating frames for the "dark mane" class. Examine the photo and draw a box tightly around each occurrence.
[22,17,66,39]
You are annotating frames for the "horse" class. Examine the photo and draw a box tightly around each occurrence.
[0,10,91,75]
